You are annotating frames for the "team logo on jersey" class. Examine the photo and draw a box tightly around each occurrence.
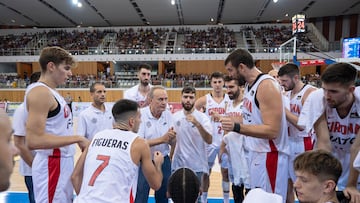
[350,112,360,118]
[176,120,181,127]
[297,95,302,100]
[250,90,254,96]
[64,105,70,118]
[146,121,152,128]
[91,118,97,123]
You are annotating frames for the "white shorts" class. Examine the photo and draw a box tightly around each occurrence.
[288,136,314,182]
[207,145,229,169]
[247,150,288,203]
[32,151,74,203]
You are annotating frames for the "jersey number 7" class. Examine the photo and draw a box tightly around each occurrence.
[88,155,110,186]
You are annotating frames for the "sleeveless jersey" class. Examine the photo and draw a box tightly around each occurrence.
[242,74,289,154]
[225,100,242,118]
[24,82,75,157]
[327,102,360,189]
[204,93,231,147]
[75,129,139,203]
[286,84,315,139]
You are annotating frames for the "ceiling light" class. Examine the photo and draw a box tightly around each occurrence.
[210,18,214,22]
[285,13,289,17]
[273,0,278,3]
[77,2,82,7]
[171,0,175,5]
[72,0,78,4]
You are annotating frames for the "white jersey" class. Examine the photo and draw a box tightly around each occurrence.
[77,104,114,140]
[12,103,35,176]
[285,85,316,182]
[204,93,231,147]
[24,82,75,203]
[242,74,289,154]
[137,106,173,157]
[172,109,212,174]
[75,129,139,203]
[224,101,250,186]
[286,84,316,140]
[124,84,153,107]
[24,82,75,157]
[225,100,242,118]
[326,103,360,190]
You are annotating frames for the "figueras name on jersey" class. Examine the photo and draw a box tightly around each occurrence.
[92,138,129,150]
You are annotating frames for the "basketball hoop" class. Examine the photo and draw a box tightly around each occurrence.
[271,61,287,71]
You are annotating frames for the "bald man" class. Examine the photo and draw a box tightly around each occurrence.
[0,109,17,191]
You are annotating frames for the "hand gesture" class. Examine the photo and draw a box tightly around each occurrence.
[220,117,235,132]
[186,114,199,127]
[77,136,90,151]
[162,127,176,144]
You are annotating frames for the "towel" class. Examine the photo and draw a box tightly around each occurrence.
[223,132,250,187]
[298,86,360,133]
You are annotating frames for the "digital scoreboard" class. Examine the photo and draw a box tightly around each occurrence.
[292,14,306,35]
[342,37,360,58]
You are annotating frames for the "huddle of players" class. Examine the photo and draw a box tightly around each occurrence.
[15,46,360,203]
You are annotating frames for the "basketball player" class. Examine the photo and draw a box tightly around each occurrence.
[124,63,153,108]
[222,48,290,202]
[219,76,250,203]
[277,63,317,203]
[0,109,17,192]
[298,63,360,202]
[72,99,164,203]
[172,86,212,186]
[25,46,89,203]
[293,150,342,203]
[195,71,231,203]
[134,86,176,203]
[77,82,113,140]
[13,71,40,203]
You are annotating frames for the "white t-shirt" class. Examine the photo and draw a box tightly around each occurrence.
[12,103,35,176]
[172,109,212,173]
[124,84,153,107]
[77,104,114,140]
[137,106,173,157]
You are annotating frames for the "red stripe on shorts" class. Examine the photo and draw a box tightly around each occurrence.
[303,137,313,151]
[48,148,61,203]
[266,140,278,193]
[130,188,134,203]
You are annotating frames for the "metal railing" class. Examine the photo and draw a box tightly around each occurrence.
[0,79,212,89]
[0,44,321,56]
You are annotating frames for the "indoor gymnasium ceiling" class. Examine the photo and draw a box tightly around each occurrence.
[0,0,359,28]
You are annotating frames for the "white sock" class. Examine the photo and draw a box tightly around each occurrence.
[222,181,230,203]
[202,192,208,203]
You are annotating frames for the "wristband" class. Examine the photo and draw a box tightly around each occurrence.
[233,123,241,133]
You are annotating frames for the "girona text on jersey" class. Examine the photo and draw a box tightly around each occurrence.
[328,122,360,135]
[242,98,252,113]
[92,138,129,150]
[208,107,226,115]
